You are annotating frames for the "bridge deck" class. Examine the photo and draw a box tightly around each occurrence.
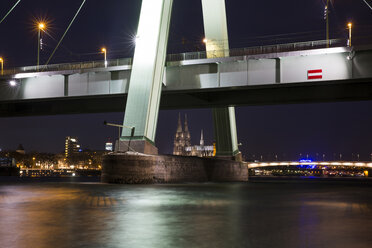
[1,41,372,117]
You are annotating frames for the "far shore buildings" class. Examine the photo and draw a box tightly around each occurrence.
[173,114,214,157]
[65,136,81,158]
[105,139,113,152]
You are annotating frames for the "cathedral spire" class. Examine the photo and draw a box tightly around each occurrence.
[200,129,204,146]
[184,114,189,132]
[177,112,183,132]
[184,114,191,147]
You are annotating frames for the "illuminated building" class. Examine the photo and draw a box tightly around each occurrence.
[185,130,214,157]
[173,114,214,157]
[65,136,81,158]
[105,140,113,152]
[173,114,190,156]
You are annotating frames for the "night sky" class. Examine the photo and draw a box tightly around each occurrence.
[1,0,372,160]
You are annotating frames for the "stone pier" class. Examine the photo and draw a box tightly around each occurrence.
[101,153,248,184]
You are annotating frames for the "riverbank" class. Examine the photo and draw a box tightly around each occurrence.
[0,176,100,184]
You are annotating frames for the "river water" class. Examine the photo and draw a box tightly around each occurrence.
[0,179,371,248]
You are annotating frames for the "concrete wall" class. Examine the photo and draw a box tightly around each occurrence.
[0,70,131,101]
[102,154,248,184]
[21,75,65,99]
[165,52,356,89]
[0,75,65,101]
[68,71,130,97]
[353,50,372,79]
[280,53,352,83]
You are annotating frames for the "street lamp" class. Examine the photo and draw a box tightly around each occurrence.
[101,47,107,68]
[325,0,330,48]
[0,57,3,75]
[37,22,46,71]
[9,80,17,87]
[347,22,352,47]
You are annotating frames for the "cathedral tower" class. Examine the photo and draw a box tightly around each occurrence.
[200,129,204,147]
[184,114,191,147]
[173,113,185,155]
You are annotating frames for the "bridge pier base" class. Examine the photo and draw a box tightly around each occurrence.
[115,139,158,155]
[101,153,248,184]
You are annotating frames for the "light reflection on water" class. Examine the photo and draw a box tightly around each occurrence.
[0,182,371,248]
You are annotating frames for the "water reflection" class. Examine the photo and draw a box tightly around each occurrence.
[0,182,371,248]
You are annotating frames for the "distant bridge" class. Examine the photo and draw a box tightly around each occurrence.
[248,161,372,169]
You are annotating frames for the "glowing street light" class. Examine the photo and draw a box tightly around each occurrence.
[37,22,46,71]
[101,47,107,68]
[203,38,208,44]
[38,23,45,30]
[9,80,17,87]
[347,22,352,47]
[134,35,140,44]
[0,57,3,75]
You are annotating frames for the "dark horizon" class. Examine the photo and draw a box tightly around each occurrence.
[2,100,372,161]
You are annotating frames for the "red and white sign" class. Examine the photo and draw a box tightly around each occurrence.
[307,69,323,80]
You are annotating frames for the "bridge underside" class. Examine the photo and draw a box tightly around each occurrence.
[1,77,372,117]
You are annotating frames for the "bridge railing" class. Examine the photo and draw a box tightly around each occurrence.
[2,39,345,76]
[2,58,133,76]
[166,38,345,61]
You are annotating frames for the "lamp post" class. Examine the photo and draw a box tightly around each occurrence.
[325,0,329,48]
[101,47,107,68]
[103,121,135,152]
[37,23,45,71]
[0,57,3,75]
[347,22,352,47]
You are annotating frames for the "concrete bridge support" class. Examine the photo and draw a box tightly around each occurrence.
[119,0,239,158]
[213,107,240,158]
[119,0,173,154]
[202,0,240,160]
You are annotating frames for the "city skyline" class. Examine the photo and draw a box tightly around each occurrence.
[2,101,372,161]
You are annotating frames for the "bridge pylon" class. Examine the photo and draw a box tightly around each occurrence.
[119,0,240,157]
[119,0,174,154]
[202,0,241,160]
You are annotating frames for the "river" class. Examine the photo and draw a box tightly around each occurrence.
[0,179,371,248]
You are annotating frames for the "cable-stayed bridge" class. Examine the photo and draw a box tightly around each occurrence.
[1,40,372,116]
[1,0,372,161]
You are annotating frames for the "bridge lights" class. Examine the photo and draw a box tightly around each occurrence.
[347,22,352,47]
[38,23,45,30]
[9,80,17,87]
[0,57,3,75]
[101,47,107,68]
[135,35,140,44]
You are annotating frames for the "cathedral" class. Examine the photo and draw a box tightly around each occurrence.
[173,114,214,157]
